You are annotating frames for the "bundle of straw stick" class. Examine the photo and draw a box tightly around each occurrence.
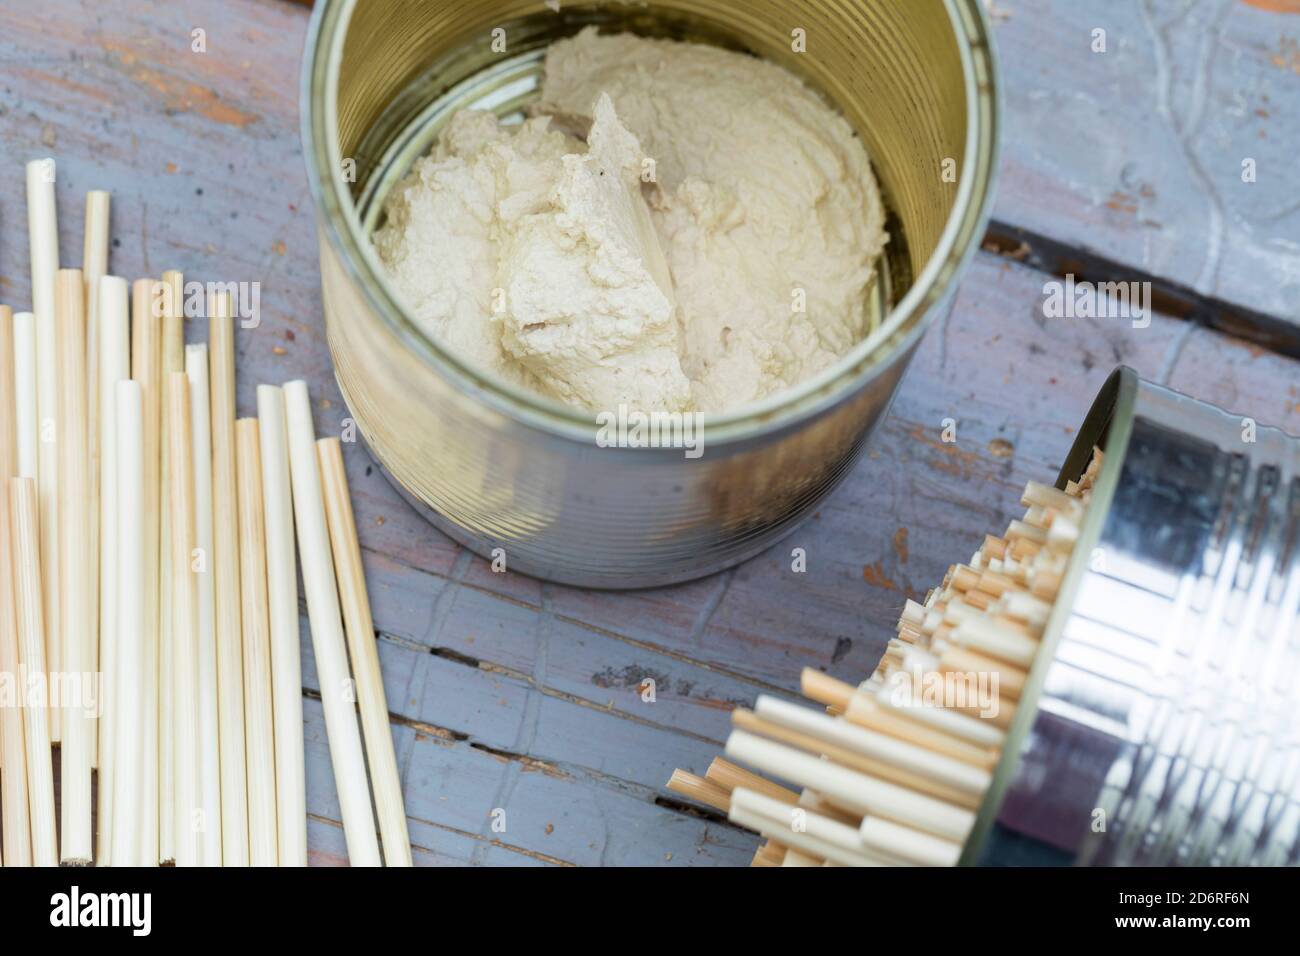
[669,452,1104,866]
[0,159,412,867]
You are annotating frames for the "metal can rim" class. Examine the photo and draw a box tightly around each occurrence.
[299,0,1003,445]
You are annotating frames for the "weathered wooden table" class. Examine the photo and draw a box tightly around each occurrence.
[1,0,1297,865]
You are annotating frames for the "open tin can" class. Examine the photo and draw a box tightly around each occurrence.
[301,0,1000,587]
[968,367,1300,865]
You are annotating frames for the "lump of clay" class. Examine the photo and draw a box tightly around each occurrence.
[496,94,691,412]
[375,28,888,415]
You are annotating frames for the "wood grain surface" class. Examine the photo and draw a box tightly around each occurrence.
[1,0,1298,866]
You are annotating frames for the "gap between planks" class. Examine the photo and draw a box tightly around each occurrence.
[286,548,778,747]
[301,678,729,792]
[374,627,751,749]
[305,811,578,867]
[983,220,1300,360]
[301,677,749,828]
[351,543,808,697]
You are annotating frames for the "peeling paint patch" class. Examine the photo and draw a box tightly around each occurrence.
[906,423,994,482]
[862,560,898,591]
[1244,0,1300,14]
[103,40,260,128]
[892,527,909,564]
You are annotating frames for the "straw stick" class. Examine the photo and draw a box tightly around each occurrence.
[35,309,60,743]
[666,770,731,814]
[27,160,61,745]
[83,192,109,772]
[130,278,162,866]
[8,478,58,866]
[773,788,903,865]
[209,294,248,866]
[318,437,412,866]
[724,729,974,842]
[236,419,278,866]
[111,382,144,866]
[14,314,38,483]
[704,756,799,804]
[803,668,994,767]
[256,385,306,866]
[167,373,201,867]
[25,159,59,333]
[94,276,129,866]
[729,802,831,863]
[0,479,31,867]
[0,308,31,866]
[11,312,43,864]
[936,645,1026,702]
[731,709,981,809]
[728,788,885,868]
[753,841,786,867]
[800,668,854,712]
[753,695,990,796]
[951,615,1037,667]
[779,848,823,867]
[82,192,110,321]
[185,344,222,866]
[752,845,785,867]
[158,270,184,866]
[0,303,15,503]
[871,681,1010,748]
[859,814,962,867]
[797,787,861,827]
[55,269,93,865]
[82,196,111,341]
[283,380,380,866]
[851,693,995,767]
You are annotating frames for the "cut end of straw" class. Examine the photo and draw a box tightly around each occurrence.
[670,450,1106,866]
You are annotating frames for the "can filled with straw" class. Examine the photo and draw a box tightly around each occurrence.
[972,366,1300,866]
[672,366,1300,867]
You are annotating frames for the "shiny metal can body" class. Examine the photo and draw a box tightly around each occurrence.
[970,367,1300,865]
[301,0,1000,587]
